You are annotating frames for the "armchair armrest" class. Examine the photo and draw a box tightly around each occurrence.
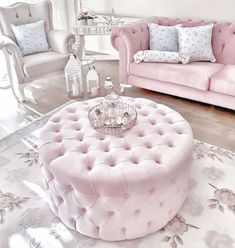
[0,35,24,83]
[0,35,23,66]
[47,29,76,54]
[111,21,150,83]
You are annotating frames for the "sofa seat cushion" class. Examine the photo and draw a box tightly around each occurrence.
[23,51,68,78]
[130,62,224,91]
[210,65,235,97]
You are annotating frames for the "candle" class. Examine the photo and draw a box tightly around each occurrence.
[72,76,79,96]
[91,87,99,96]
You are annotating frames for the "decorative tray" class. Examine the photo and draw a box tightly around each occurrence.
[88,102,137,135]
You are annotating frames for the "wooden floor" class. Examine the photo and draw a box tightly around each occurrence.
[0,60,234,151]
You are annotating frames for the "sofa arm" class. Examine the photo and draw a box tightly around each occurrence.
[47,29,76,54]
[0,35,25,83]
[111,21,150,83]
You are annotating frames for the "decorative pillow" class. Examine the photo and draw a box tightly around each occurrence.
[177,24,216,62]
[134,50,190,64]
[148,23,181,52]
[11,20,49,56]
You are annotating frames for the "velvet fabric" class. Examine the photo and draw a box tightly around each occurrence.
[130,61,224,91]
[39,97,193,241]
[111,17,235,110]
[23,51,68,78]
[210,65,235,97]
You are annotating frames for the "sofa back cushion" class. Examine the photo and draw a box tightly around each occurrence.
[147,17,235,65]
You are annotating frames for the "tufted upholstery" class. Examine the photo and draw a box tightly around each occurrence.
[111,17,235,110]
[0,1,53,42]
[39,97,193,241]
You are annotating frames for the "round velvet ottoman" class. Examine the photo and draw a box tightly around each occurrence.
[38,97,193,241]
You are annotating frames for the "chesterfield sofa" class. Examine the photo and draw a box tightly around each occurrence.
[111,17,235,110]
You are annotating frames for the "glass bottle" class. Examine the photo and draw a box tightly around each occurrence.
[104,76,113,95]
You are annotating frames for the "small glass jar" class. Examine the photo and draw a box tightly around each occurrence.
[103,92,122,126]
[104,76,114,95]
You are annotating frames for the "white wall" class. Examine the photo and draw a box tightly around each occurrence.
[83,0,235,22]
[72,0,235,55]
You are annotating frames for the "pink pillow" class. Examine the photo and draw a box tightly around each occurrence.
[134,50,190,64]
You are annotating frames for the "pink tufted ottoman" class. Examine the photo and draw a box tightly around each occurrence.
[39,97,193,241]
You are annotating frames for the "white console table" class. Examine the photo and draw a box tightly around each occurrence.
[72,17,140,60]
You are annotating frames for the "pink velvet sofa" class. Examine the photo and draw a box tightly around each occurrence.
[111,17,235,110]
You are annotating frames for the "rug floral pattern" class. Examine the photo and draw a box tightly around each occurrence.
[0,138,234,248]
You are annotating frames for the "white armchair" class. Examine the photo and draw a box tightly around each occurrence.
[0,0,75,102]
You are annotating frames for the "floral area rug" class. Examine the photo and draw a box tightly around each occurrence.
[0,133,234,248]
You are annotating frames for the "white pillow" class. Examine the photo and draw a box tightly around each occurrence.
[148,23,180,52]
[177,24,216,62]
[134,50,190,64]
[11,20,49,56]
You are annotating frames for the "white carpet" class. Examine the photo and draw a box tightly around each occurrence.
[0,125,234,248]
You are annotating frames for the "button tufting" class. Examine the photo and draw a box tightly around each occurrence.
[52,118,60,123]
[124,145,131,150]
[59,150,65,157]
[134,209,141,215]
[109,211,114,216]
[146,143,152,149]
[176,129,183,134]
[157,130,164,135]
[68,185,73,191]
[39,97,193,241]
[81,207,86,213]
[67,108,75,113]
[137,132,144,137]
[149,188,155,194]
[161,112,166,116]
[124,193,129,199]
[167,142,174,148]
[154,157,161,164]
[147,221,152,227]
[141,111,148,116]
[131,157,139,164]
[56,136,62,143]
[150,120,156,125]
[167,119,174,124]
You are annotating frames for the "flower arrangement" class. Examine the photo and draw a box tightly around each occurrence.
[78,11,96,21]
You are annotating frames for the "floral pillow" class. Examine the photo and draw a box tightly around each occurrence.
[148,23,181,52]
[11,20,49,56]
[177,24,216,62]
[134,50,190,64]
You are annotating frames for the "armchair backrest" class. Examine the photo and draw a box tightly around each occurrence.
[0,0,53,42]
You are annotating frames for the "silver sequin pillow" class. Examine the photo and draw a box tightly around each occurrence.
[11,20,49,56]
